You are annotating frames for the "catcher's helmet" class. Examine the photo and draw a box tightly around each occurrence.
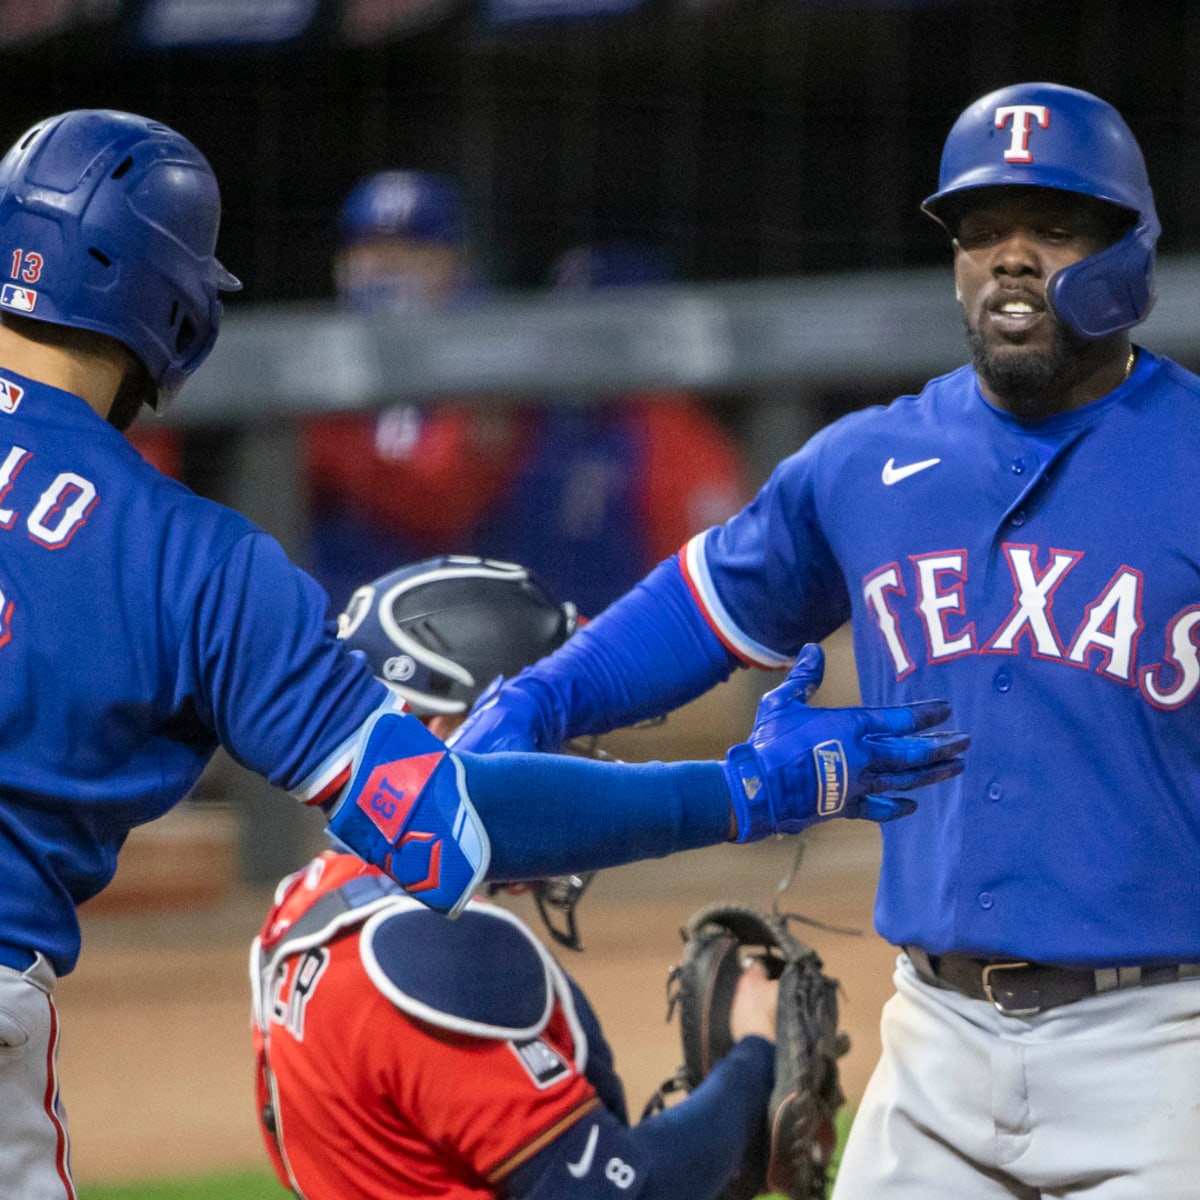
[922,82,1159,339]
[0,109,241,408]
[336,555,578,716]
[338,170,468,248]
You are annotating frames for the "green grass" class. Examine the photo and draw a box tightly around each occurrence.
[77,1170,286,1199]
[76,1108,854,1199]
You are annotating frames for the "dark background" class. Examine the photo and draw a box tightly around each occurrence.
[5,0,1198,307]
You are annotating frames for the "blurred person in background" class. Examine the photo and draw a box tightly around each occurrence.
[252,555,782,1200]
[476,241,749,617]
[302,170,534,611]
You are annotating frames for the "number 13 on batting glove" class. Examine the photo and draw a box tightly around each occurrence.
[723,644,968,842]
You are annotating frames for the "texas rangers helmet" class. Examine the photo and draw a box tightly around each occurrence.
[338,170,468,248]
[922,82,1159,339]
[336,555,578,716]
[0,109,241,407]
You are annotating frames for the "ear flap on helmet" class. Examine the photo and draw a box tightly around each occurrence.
[1046,220,1158,339]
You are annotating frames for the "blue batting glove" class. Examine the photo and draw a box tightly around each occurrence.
[723,644,968,842]
[446,674,566,755]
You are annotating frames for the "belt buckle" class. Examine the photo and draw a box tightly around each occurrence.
[981,961,1040,1016]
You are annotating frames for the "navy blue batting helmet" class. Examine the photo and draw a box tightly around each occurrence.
[338,171,468,248]
[336,555,578,717]
[922,82,1159,339]
[0,110,241,408]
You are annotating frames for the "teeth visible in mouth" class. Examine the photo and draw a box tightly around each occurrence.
[1000,301,1035,314]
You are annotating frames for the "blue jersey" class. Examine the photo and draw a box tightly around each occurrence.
[0,370,389,975]
[683,349,1200,966]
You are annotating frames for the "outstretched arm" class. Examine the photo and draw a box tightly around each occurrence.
[322,644,968,907]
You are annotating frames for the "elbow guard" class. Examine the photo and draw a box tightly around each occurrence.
[324,709,490,916]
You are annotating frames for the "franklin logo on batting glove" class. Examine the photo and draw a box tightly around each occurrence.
[813,741,847,817]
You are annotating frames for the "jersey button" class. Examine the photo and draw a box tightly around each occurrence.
[993,671,1012,693]
[986,782,1003,802]
[978,892,994,910]
[1010,459,1025,475]
[1010,510,1026,526]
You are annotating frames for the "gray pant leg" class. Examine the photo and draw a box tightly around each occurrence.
[0,956,74,1199]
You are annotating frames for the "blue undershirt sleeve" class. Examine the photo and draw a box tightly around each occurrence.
[458,752,732,880]
[631,1036,775,1188]
[505,1036,775,1200]
[521,555,740,744]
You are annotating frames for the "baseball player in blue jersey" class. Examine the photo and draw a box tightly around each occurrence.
[0,109,962,1198]
[452,82,1200,1197]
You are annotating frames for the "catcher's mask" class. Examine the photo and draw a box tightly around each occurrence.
[337,553,595,948]
[922,81,1158,339]
[488,872,596,953]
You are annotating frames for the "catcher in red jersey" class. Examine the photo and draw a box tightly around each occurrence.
[251,556,781,1200]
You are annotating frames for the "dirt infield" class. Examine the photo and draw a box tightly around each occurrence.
[57,820,895,1186]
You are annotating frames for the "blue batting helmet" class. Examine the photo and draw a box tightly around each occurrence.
[335,555,578,717]
[338,170,468,248]
[922,82,1159,339]
[0,109,241,408]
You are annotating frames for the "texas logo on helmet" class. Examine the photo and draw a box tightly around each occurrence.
[994,103,1050,163]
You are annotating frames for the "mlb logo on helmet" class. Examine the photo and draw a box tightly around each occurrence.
[1,283,37,312]
[0,377,23,414]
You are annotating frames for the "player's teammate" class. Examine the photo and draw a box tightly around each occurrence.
[302,170,532,611]
[452,82,1200,1197]
[0,109,963,1198]
[253,556,781,1199]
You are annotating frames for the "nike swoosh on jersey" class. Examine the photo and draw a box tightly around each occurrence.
[882,456,942,485]
[567,1124,600,1179]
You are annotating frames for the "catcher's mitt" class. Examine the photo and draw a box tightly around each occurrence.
[644,902,848,1200]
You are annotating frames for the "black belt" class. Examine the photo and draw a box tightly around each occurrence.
[904,946,1200,1016]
